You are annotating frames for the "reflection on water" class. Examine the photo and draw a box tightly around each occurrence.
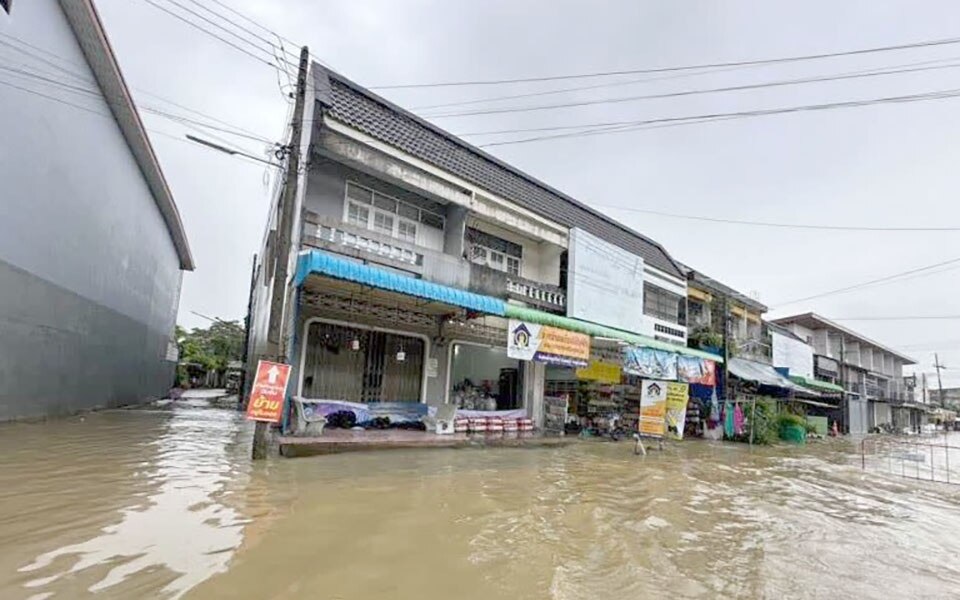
[3,405,960,599]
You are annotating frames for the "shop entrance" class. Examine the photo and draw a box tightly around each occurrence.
[448,342,523,410]
[300,321,425,403]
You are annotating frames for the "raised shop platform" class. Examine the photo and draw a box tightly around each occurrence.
[278,430,572,457]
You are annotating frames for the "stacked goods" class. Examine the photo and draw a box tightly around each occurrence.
[486,417,504,436]
[454,418,469,434]
[518,418,534,434]
[502,419,519,433]
[469,418,488,433]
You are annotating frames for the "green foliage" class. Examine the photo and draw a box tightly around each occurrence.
[178,320,245,375]
[743,399,779,445]
[689,326,723,350]
[777,413,808,430]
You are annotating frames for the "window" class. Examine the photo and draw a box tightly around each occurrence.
[344,181,444,246]
[643,283,682,324]
[506,256,521,276]
[470,246,488,264]
[373,211,394,235]
[489,251,505,269]
[347,201,369,227]
[398,220,417,243]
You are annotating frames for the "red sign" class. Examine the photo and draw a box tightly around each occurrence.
[245,360,291,423]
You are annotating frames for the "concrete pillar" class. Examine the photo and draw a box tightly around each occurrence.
[443,205,468,258]
[524,361,546,427]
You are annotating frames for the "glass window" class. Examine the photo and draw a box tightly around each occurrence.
[373,193,398,212]
[420,211,444,229]
[373,211,394,235]
[489,251,505,269]
[506,256,521,276]
[398,204,419,220]
[347,202,369,227]
[346,182,372,204]
[398,220,417,243]
[470,246,488,264]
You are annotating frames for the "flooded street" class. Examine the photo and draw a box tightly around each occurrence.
[3,404,960,599]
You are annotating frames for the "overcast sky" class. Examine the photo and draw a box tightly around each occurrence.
[97,0,960,386]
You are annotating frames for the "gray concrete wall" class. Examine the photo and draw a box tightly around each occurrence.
[0,0,183,420]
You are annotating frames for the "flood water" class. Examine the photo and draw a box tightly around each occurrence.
[3,401,960,599]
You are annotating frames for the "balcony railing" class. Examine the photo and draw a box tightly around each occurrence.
[302,214,424,267]
[469,263,566,313]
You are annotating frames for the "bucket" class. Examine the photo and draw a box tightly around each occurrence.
[486,417,504,433]
[469,418,488,433]
[502,419,519,432]
[454,418,469,433]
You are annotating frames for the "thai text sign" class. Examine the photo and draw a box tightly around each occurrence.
[245,360,291,423]
[507,319,590,367]
[664,382,689,440]
[639,379,668,438]
[576,360,622,384]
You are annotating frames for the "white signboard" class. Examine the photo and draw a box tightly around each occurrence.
[566,228,644,333]
[772,330,814,379]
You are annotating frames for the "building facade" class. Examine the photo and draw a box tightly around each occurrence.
[246,63,715,427]
[771,314,918,434]
[684,267,769,362]
[0,0,193,420]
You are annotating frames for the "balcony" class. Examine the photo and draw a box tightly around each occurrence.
[468,263,566,313]
[301,211,469,289]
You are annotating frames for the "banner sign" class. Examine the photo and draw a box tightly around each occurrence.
[508,319,590,367]
[245,360,291,423]
[677,356,716,386]
[664,382,690,440]
[576,360,622,384]
[624,346,677,380]
[639,379,668,438]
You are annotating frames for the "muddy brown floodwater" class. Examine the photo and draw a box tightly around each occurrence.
[3,402,960,599]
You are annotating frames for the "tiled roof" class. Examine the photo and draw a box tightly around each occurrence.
[313,64,684,278]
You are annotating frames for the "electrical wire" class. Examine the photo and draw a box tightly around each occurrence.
[477,87,960,148]
[773,256,960,308]
[371,34,960,89]
[433,60,960,120]
[831,316,960,321]
[594,203,960,232]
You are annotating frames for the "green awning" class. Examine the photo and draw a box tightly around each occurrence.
[503,304,723,363]
[789,375,844,394]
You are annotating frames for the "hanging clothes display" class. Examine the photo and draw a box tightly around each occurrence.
[734,403,745,436]
[724,401,735,438]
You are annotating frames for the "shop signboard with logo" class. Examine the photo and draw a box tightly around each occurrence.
[507,319,590,368]
[677,356,716,385]
[639,379,668,438]
[576,360,622,384]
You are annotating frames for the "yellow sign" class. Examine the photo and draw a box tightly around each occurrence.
[664,382,689,440]
[576,360,622,384]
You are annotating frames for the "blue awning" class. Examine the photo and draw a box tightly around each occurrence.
[295,250,506,316]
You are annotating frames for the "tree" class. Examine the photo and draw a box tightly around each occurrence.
[177,320,245,385]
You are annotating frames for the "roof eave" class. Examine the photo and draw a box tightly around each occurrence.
[772,312,916,364]
[59,0,194,270]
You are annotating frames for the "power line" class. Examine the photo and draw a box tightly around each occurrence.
[831,316,960,321]
[595,203,960,232]
[371,34,960,89]
[773,256,960,308]
[137,0,282,70]
[435,60,960,121]
[477,86,960,148]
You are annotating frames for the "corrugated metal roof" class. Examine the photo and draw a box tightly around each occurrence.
[313,65,684,278]
[295,250,506,315]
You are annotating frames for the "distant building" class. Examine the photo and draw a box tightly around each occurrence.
[928,387,960,408]
[771,314,919,434]
[0,0,193,420]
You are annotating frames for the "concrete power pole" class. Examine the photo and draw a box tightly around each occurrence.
[934,353,946,408]
[252,45,310,461]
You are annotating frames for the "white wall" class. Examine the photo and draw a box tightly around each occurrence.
[772,331,814,379]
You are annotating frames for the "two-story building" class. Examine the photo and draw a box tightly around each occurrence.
[246,63,719,431]
[771,313,919,434]
[683,266,769,362]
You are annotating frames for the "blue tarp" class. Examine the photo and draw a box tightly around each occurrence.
[295,250,506,316]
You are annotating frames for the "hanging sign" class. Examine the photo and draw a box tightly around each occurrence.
[507,319,590,367]
[624,346,678,380]
[245,360,291,423]
[677,356,716,386]
[576,360,622,383]
[639,379,668,438]
[665,382,690,440]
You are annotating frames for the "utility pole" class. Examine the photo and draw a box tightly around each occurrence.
[252,45,310,460]
[934,353,946,408]
[722,297,731,402]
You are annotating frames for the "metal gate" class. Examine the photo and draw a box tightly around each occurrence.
[848,398,869,435]
[300,322,424,403]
